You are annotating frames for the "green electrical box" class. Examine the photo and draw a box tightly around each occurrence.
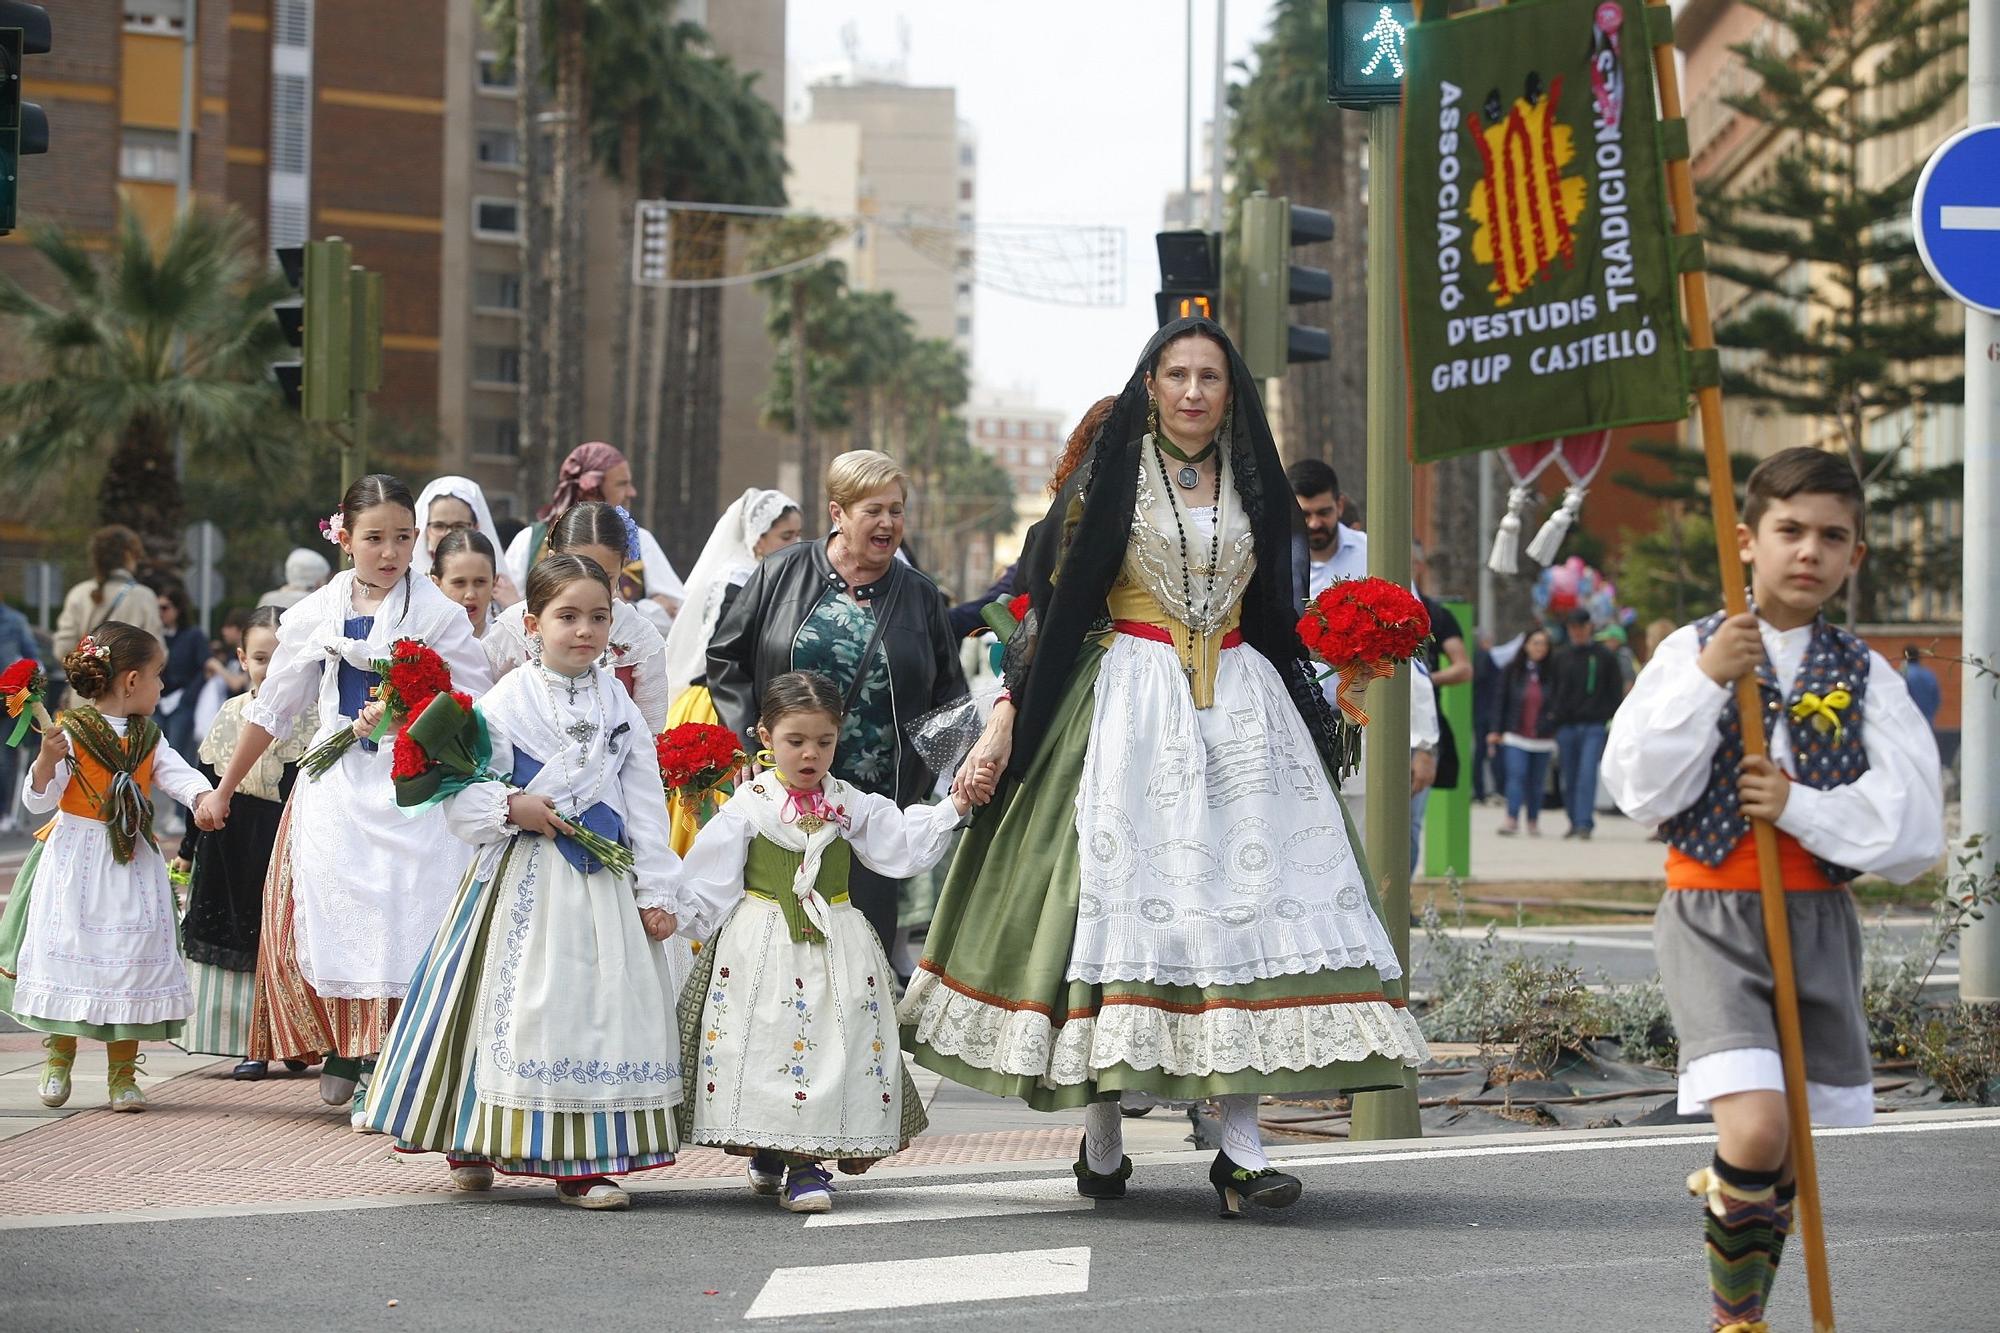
[1328,1,1415,108]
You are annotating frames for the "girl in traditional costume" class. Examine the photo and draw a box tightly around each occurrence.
[902,316,1429,1215]
[0,623,210,1112]
[431,528,498,640]
[360,555,691,1210]
[172,606,314,1077]
[676,671,987,1213]
[486,502,670,735]
[197,474,493,1117]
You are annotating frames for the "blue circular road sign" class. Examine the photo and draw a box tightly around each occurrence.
[1914,123,2000,316]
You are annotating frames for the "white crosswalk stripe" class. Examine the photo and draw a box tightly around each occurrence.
[802,1176,1093,1229]
[744,1246,1091,1320]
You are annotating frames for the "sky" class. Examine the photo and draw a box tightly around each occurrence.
[785,1,1281,422]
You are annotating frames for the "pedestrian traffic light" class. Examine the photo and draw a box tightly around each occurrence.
[269,238,355,421]
[1240,194,1333,379]
[0,2,52,237]
[1154,229,1221,327]
[1328,1,1414,108]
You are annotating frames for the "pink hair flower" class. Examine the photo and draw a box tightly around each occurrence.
[319,511,346,545]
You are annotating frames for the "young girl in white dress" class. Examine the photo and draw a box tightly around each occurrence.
[676,671,992,1213]
[431,528,497,639]
[196,474,493,1118]
[360,554,694,1210]
[484,502,669,734]
[0,623,211,1112]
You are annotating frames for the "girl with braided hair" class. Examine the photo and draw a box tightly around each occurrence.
[0,622,211,1112]
[901,317,1429,1214]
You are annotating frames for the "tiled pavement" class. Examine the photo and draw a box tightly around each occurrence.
[0,1034,1193,1225]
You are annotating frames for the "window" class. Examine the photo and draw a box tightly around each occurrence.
[477,130,520,167]
[474,346,522,386]
[119,129,181,183]
[957,317,973,337]
[474,197,520,239]
[478,53,517,92]
[124,1,187,33]
[270,73,310,175]
[959,144,975,167]
[958,180,973,201]
[475,270,521,312]
[274,0,312,48]
[476,418,520,458]
[487,492,517,520]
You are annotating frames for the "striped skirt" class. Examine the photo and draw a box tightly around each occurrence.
[359,844,679,1181]
[174,960,256,1058]
[247,800,394,1062]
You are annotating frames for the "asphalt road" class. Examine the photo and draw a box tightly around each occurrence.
[5,1113,1996,1332]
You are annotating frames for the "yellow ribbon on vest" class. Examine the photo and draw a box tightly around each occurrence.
[1789,687,1851,742]
[1102,582,1242,710]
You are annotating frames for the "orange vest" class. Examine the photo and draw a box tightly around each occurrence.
[36,723,157,842]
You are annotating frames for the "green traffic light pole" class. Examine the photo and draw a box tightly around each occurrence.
[1348,103,1422,1142]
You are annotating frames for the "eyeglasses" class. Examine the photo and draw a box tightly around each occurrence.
[427,519,474,536]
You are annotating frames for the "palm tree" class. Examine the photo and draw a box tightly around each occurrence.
[0,204,296,554]
[754,217,850,530]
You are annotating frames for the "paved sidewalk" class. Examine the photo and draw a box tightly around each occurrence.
[1436,800,1666,884]
[0,1034,1194,1225]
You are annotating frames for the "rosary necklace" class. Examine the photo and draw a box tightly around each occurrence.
[1152,443,1223,668]
[1153,432,1218,491]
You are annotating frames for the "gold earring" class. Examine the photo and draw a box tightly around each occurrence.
[756,747,776,767]
[1146,396,1160,437]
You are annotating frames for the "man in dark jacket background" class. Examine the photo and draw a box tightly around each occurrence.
[1548,607,1625,839]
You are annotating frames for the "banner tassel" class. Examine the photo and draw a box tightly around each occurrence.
[1487,485,1535,574]
[1526,485,1587,566]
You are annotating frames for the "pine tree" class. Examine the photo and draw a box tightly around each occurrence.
[1700,0,1967,619]
[1611,439,1758,623]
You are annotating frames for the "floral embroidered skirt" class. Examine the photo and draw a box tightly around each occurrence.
[360,838,683,1181]
[900,641,1429,1111]
[678,895,927,1161]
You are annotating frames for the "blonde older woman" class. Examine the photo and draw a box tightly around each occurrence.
[707,451,967,950]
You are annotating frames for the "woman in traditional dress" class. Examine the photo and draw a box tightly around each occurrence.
[500,442,685,631]
[415,474,518,610]
[197,474,494,1119]
[900,317,1429,1215]
[707,451,968,954]
[361,555,692,1210]
[660,487,800,852]
[485,502,670,734]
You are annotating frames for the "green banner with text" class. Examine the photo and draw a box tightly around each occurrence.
[1401,0,1690,461]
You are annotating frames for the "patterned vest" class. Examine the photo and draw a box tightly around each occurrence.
[1659,610,1871,884]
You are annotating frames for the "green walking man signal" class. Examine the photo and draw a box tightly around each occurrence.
[1328,1,1415,108]
[1,2,53,236]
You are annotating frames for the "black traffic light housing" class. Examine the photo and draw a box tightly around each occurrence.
[1241,195,1334,378]
[271,245,307,412]
[0,1,52,236]
[1154,229,1222,327]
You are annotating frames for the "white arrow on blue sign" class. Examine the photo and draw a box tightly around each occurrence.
[1914,123,2000,316]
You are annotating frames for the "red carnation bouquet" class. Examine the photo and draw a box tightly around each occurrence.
[657,721,746,831]
[1296,577,1431,725]
[1,658,52,747]
[302,638,455,779]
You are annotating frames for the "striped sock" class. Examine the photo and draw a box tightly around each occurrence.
[1762,1180,1797,1308]
[1688,1155,1781,1332]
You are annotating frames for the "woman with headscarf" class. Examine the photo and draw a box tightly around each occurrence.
[502,442,685,629]
[706,451,968,953]
[414,475,518,609]
[900,317,1429,1214]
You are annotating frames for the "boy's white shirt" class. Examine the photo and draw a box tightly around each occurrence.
[1601,619,1944,883]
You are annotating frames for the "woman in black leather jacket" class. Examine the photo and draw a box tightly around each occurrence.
[706,450,968,950]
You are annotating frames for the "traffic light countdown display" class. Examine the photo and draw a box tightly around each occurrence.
[0,2,51,236]
[1153,229,1221,327]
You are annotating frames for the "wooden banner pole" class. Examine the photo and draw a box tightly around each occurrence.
[1643,2,1836,1328]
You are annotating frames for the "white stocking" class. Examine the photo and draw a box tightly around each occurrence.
[1217,1094,1270,1171]
[1083,1099,1125,1174]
